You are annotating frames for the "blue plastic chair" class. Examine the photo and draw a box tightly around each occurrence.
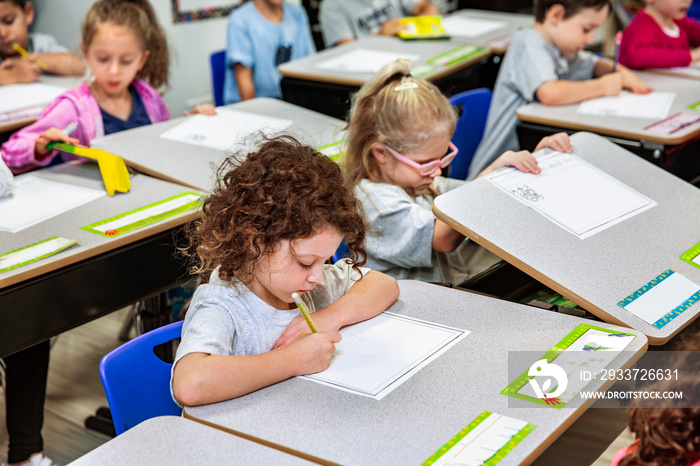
[210,50,226,107]
[448,88,492,180]
[332,239,350,263]
[99,320,183,435]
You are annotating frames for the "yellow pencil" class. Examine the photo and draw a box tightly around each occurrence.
[11,42,48,70]
[291,292,317,333]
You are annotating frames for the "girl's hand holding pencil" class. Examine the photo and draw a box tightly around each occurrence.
[35,125,80,157]
[284,331,342,375]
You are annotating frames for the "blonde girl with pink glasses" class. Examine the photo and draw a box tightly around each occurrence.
[343,59,571,284]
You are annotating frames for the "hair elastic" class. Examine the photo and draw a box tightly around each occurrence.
[394,82,419,91]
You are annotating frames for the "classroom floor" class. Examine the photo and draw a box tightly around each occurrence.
[0,248,634,465]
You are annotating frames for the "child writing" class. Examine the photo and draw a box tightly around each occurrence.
[468,0,652,178]
[619,0,700,69]
[0,0,212,174]
[0,0,84,85]
[223,0,315,103]
[342,59,572,285]
[172,135,398,406]
[319,0,440,47]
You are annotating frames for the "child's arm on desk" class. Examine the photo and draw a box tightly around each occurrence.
[173,332,341,405]
[0,58,40,85]
[536,62,652,105]
[273,270,399,348]
[33,52,85,76]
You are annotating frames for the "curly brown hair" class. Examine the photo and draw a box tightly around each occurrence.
[620,338,700,466]
[185,135,367,285]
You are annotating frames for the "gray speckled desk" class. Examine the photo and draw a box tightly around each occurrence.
[0,75,83,133]
[433,132,700,345]
[68,416,313,466]
[91,98,344,192]
[515,72,700,169]
[184,280,647,466]
[0,162,203,356]
[277,36,492,119]
[278,35,490,86]
[445,9,533,53]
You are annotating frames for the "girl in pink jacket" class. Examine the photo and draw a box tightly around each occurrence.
[1,0,211,174]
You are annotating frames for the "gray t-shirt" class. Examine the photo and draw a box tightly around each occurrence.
[467,28,599,178]
[320,0,421,46]
[172,259,367,388]
[356,176,471,284]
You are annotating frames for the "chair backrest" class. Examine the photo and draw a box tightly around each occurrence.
[99,320,183,435]
[332,239,350,263]
[448,88,492,180]
[210,50,226,107]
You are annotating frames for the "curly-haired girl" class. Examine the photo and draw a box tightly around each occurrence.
[171,135,399,406]
[613,335,700,466]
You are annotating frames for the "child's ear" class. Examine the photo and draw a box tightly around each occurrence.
[137,50,150,71]
[80,43,87,59]
[371,145,389,164]
[546,4,566,25]
[24,2,35,26]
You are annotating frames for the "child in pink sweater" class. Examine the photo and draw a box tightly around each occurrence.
[619,0,700,69]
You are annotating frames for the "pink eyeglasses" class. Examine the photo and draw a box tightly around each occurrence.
[384,142,459,176]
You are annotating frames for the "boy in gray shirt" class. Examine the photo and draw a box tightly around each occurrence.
[320,0,438,46]
[468,0,651,178]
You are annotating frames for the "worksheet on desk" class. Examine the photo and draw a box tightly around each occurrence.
[159,108,293,151]
[314,48,421,74]
[485,151,656,239]
[576,91,675,119]
[441,16,506,38]
[0,175,104,233]
[0,83,66,113]
[301,312,468,400]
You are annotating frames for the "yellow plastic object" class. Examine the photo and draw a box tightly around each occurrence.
[48,142,131,196]
[397,16,449,40]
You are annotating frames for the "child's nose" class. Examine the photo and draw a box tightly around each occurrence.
[430,166,442,178]
[585,31,595,45]
[307,266,324,285]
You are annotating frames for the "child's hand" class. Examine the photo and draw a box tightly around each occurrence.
[494,150,541,174]
[273,313,342,349]
[35,127,80,158]
[1,57,40,83]
[620,68,652,94]
[598,72,623,96]
[184,103,217,116]
[534,132,572,153]
[287,332,342,376]
[692,48,700,63]
[378,18,406,36]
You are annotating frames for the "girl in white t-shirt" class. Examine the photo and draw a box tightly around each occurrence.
[172,135,398,406]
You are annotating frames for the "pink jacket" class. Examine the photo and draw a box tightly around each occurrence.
[619,10,700,69]
[1,79,170,174]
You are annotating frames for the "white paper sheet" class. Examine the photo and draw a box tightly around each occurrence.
[486,151,656,239]
[0,175,104,233]
[0,236,76,271]
[442,16,507,38]
[301,312,468,400]
[90,193,202,233]
[517,329,634,404]
[576,91,675,119]
[622,271,700,325]
[159,108,293,151]
[431,413,528,466]
[0,83,66,114]
[314,48,421,74]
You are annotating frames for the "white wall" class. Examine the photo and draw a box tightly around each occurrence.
[32,0,273,115]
